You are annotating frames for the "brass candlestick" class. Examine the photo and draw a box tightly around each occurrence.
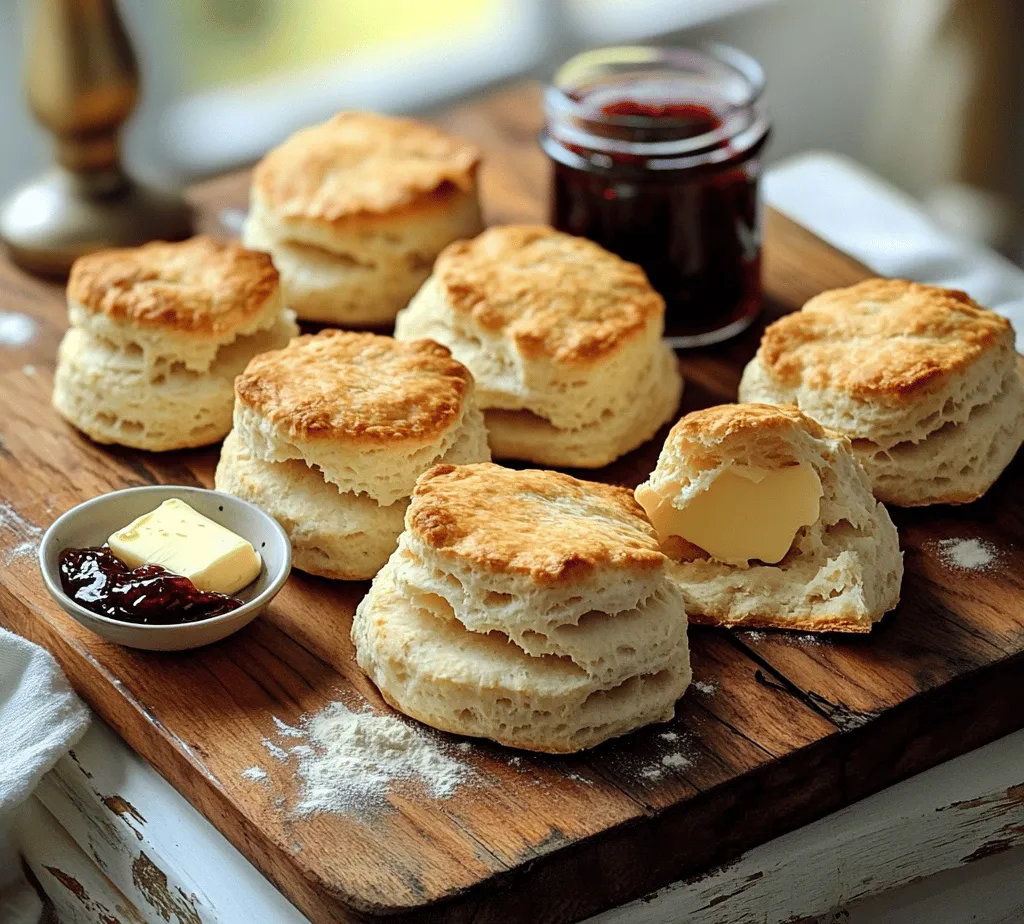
[0,0,192,277]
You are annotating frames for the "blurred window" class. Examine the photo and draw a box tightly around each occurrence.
[565,0,774,43]
[173,0,501,93]
[161,0,545,174]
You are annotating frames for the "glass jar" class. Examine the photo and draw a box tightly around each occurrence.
[541,45,771,348]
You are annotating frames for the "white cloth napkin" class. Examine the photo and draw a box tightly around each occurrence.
[0,627,89,924]
[764,151,1024,348]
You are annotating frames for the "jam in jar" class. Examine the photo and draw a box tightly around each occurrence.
[542,45,771,347]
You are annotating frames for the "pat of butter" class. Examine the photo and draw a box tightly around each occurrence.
[636,463,822,566]
[108,498,261,595]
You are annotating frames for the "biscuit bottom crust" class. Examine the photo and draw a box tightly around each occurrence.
[352,564,692,753]
[485,344,683,468]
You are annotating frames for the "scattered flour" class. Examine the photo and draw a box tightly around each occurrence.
[22,364,35,377]
[455,741,473,753]
[793,633,824,647]
[262,739,288,761]
[293,702,472,815]
[741,630,766,642]
[937,537,998,572]
[691,680,718,696]
[0,312,37,348]
[636,731,696,782]
[273,716,304,738]
[241,766,268,783]
[0,503,42,564]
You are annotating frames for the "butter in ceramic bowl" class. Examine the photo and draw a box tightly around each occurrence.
[40,486,290,651]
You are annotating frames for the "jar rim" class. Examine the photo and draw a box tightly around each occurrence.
[544,43,767,160]
[551,44,765,118]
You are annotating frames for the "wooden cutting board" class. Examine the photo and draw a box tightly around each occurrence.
[2,84,1023,924]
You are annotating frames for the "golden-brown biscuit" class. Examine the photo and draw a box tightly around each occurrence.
[53,236,297,451]
[395,226,683,466]
[243,112,483,325]
[351,462,691,752]
[216,332,490,579]
[636,403,903,633]
[739,279,1024,505]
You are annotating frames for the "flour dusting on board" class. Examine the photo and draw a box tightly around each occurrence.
[295,703,471,814]
[273,715,304,738]
[0,312,37,348]
[0,503,42,564]
[936,538,999,572]
[241,766,268,783]
[634,730,696,782]
[260,702,473,815]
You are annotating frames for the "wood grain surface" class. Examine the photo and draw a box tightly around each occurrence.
[2,83,1023,924]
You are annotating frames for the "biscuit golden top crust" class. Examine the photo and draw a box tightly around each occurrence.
[433,225,665,364]
[759,278,1013,398]
[252,112,480,226]
[67,236,279,334]
[669,403,826,444]
[664,403,829,471]
[235,331,473,445]
[408,463,665,582]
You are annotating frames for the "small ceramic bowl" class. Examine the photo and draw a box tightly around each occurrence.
[39,485,291,651]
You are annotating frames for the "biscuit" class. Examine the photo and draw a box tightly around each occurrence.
[53,237,298,451]
[243,112,483,325]
[233,330,489,506]
[738,279,1024,505]
[394,225,682,467]
[351,463,691,752]
[636,404,903,632]
[216,332,490,580]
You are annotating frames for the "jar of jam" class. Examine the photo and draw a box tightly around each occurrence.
[541,45,771,347]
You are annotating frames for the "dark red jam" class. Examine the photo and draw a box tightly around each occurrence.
[59,546,244,625]
[542,46,771,347]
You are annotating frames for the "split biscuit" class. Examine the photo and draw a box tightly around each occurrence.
[243,112,483,326]
[215,331,490,580]
[635,404,903,633]
[352,463,692,752]
[394,225,683,468]
[738,279,1024,505]
[53,236,298,451]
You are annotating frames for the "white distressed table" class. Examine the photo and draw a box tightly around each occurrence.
[14,154,1024,924]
